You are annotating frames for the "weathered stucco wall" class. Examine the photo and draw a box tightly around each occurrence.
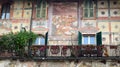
[0,0,120,45]
[0,60,119,67]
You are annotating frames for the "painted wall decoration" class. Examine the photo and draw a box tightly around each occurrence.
[52,2,78,36]
[32,20,48,34]
[0,20,12,35]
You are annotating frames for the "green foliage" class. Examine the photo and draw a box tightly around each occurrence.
[14,31,38,56]
[0,32,15,51]
[0,31,37,56]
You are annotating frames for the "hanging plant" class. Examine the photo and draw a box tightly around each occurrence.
[39,46,46,51]
[50,46,60,54]
[71,46,80,57]
[62,46,68,55]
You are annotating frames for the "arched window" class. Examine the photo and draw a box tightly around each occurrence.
[1,3,10,19]
[83,0,94,18]
[34,36,45,45]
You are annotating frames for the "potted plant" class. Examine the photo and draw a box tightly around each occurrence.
[50,46,60,54]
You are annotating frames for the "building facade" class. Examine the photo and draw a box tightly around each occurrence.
[0,0,120,67]
[0,0,120,45]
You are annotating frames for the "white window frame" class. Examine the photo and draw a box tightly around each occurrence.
[82,35,96,45]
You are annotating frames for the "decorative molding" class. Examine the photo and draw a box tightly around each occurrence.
[78,26,99,34]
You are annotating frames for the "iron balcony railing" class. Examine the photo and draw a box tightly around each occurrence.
[31,45,120,57]
[0,45,120,60]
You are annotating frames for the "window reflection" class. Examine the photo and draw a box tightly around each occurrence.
[35,36,45,45]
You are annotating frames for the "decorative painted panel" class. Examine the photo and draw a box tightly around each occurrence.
[98,0,108,8]
[13,10,22,18]
[98,9,108,17]
[12,22,22,32]
[81,20,96,27]
[11,20,30,33]
[23,10,32,19]
[111,22,120,32]
[32,20,48,34]
[98,22,109,32]
[14,1,23,9]
[111,34,120,45]
[110,9,120,17]
[52,2,78,36]
[0,20,12,35]
[110,1,120,8]
[102,34,110,45]
[24,1,32,8]
[21,22,30,31]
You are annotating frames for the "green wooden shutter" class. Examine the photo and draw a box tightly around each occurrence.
[78,32,82,45]
[45,32,48,45]
[96,32,102,46]
[45,32,48,57]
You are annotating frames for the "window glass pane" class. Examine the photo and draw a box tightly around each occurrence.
[34,37,45,45]
[37,0,42,8]
[6,4,10,13]
[36,0,46,18]
[90,9,93,17]
[83,36,88,44]
[35,38,39,45]
[37,9,40,17]
[42,8,46,17]
[89,0,93,8]
[84,9,88,17]
[84,0,94,18]
[84,0,88,8]
[1,3,10,19]
[6,13,10,19]
[90,36,95,44]
[40,37,45,45]
[1,13,5,19]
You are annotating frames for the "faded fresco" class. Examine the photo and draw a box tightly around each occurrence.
[32,20,48,34]
[0,20,12,35]
[52,2,78,36]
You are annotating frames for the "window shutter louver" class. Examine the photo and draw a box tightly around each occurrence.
[96,32,102,46]
[45,32,48,45]
[78,32,82,45]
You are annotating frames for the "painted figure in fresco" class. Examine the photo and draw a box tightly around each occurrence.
[52,3,77,36]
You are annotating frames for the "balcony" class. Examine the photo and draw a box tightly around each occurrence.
[31,45,120,60]
[0,45,120,60]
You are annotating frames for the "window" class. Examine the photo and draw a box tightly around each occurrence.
[83,35,96,45]
[1,3,10,19]
[35,36,45,45]
[36,0,47,18]
[78,32,102,45]
[83,0,94,18]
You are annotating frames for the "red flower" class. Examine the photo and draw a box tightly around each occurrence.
[50,46,60,54]
[39,46,46,51]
